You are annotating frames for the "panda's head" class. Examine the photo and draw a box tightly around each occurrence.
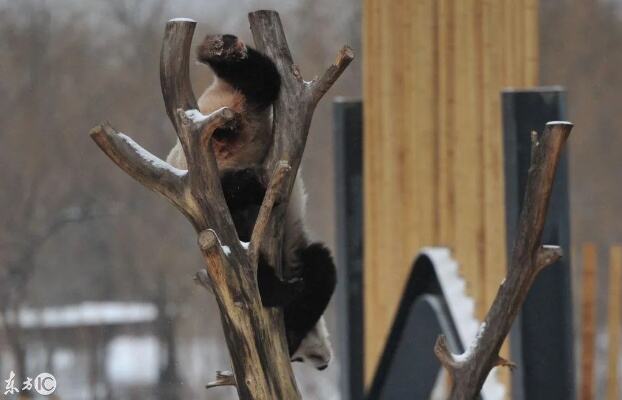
[195,34,281,171]
[291,317,333,370]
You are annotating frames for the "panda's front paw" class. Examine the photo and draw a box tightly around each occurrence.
[198,34,247,62]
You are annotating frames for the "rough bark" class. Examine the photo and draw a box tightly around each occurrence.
[90,12,352,400]
[434,121,573,399]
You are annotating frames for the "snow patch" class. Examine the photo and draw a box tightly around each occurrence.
[118,133,187,177]
[546,121,573,126]
[240,241,249,250]
[106,335,159,384]
[169,17,195,22]
[1,302,158,329]
[185,109,208,124]
[422,247,506,400]
[453,322,487,362]
[222,245,231,256]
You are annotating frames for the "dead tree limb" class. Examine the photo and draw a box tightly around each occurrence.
[434,121,573,399]
[90,11,352,400]
[249,9,353,278]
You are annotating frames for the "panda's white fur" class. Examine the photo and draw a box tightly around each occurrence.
[166,73,333,370]
[292,315,333,370]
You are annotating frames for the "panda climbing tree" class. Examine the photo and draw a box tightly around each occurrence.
[167,33,337,370]
[90,10,353,400]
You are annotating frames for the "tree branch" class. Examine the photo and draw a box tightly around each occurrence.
[206,370,236,389]
[310,45,355,104]
[436,121,573,399]
[248,9,354,276]
[434,335,460,375]
[536,244,563,272]
[248,161,291,268]
[90,123,186,210]
[174,107,239,237]
[160,18,198,136]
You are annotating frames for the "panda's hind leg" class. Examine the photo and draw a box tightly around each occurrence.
[284,243,337,354]
[258,255,305,308]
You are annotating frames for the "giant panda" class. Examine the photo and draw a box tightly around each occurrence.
[166,34,336,370]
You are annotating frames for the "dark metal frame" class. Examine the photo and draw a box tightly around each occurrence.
[502,87,575,400]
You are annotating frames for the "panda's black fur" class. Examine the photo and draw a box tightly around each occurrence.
[167,34,336,369]
[221,169,336,358]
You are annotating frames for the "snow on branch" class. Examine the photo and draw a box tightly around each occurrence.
[90,123,186,209]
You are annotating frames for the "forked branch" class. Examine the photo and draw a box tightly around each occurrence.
[248,9,354,278]
[434,121,573,399]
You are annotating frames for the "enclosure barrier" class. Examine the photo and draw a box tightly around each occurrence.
[579,243,621,400]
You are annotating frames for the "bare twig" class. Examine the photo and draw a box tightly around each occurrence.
[310,45,355,103]
[206,370,236,389]
[434,121,573,399]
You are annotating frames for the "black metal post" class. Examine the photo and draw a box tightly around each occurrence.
[333,98,364,400]
[502,87,575,400]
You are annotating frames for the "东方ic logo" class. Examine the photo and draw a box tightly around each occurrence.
[4,371,56,396]
[34,373,56,395]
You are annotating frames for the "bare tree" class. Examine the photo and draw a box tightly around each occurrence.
[90,10,352,399]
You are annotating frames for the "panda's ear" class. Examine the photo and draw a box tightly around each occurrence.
[197,34,281,111]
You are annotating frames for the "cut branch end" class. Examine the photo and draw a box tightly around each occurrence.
[536,245,563,272]
[337,45,355,65]
[179,107,236,132]
[310,45,355,103]
[198,229,220,251]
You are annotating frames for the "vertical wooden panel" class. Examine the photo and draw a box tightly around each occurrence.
[581,243,597,400]
[607,246,621,400]
[437,0,455,247]
[481,1,515,391]
[524,0,540,82]
[363,0,539,388]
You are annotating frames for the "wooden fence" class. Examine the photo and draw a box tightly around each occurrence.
[579,243,621,400]
[362,0,539,389]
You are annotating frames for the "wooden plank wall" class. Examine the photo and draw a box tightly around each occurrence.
[362,0,539,388]
[606,246,621,400]
[580,243,597,400]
